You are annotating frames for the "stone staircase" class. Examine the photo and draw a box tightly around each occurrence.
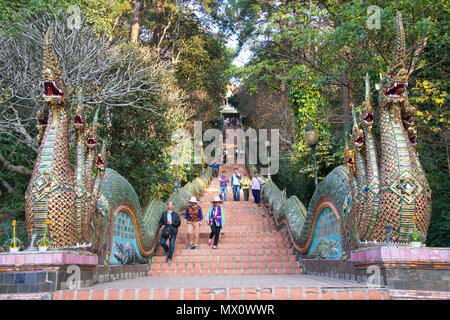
[46,161,392,300]
[148,163,302,277]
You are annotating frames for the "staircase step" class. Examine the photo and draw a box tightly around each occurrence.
[52,286,391,300]
[151,254,297,263]
[171,239,291,246]
[153,249,295,257]
[149,268,301,277]
[149,263,299,272]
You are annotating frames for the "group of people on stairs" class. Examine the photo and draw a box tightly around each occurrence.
[158,196,225,264]
[218,168,265,204]
[158,168,266,264]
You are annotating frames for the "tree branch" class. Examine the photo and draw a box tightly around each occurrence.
[0,150,33,175]
[0,177,14,194]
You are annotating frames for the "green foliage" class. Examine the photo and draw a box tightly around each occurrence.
[137,2,233,124]
[0,135,33,213]
[282,65,344,189]
[267,69,340,204]
[234,0,449,247]
[272,155,315,208]
[0,0,78,24]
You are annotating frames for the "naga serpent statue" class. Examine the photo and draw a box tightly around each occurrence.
[25,25,211,263]
[255,12,432,259]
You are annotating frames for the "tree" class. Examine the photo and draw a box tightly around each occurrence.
[232,0,449,245]
[0,1,232,211]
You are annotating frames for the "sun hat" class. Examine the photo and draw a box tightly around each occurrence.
[189,196,198,203]
[244,172,248,176]
[211,196,222,204]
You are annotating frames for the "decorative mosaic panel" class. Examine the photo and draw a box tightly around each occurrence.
[307,206,342,259]
[109,210,142,264]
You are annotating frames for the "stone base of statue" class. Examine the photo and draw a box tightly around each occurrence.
[0,250,97,294]
[301,244,450,298]
[351,245,450,293]
[0,249,150,296]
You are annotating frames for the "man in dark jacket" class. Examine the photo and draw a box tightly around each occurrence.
[159,201,181,263]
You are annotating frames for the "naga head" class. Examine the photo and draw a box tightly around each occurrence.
[402,99,418,146]
[95,141,107,184]
[74,89,85,133]
[351,104,364,149]
[380,12,409,104]
[86,109,100,149]
[42,24,65,103]
[96,153,106,172]
[35,109,48,143]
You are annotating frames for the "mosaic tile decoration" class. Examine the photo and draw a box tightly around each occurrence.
[109,210,142,264]
[307,206,342,259]
[91,167,213,259]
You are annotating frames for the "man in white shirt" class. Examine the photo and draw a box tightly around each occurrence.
[231,168,242,201]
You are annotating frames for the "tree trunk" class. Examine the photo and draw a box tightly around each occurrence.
[109,13,123,42]
[152,0,165,53]
[0,177,14,194]
[130,0,145,44]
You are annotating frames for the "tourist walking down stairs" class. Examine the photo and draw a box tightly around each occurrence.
[251,171,265,206]
[206,196,225,249]
[218,171,229,201]
[185,197,203,249]
[231,167,242,201]
[158,201,181,263]
[241,172,251,201]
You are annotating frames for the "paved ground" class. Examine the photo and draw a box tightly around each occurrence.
[83,274,368,290]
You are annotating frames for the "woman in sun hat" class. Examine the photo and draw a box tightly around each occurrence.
[205,196,225,249]
[185,196,203,249]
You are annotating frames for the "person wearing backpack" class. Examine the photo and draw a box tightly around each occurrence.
[158,201,181,263]
[205,196,225,249]
[231,167,242,201]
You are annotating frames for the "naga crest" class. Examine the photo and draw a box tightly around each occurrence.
[25,25,107,248]
[348,11,432,244]
[42,24,65,102]
[380,12,408,103]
